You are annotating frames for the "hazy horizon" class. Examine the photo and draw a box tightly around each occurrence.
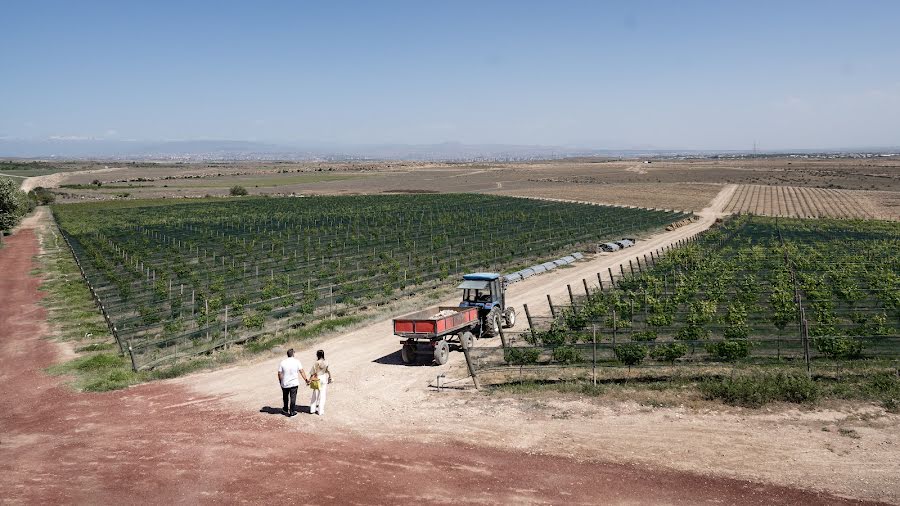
[2,1,899,152]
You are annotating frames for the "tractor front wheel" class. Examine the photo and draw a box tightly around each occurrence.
[503,307,517,328]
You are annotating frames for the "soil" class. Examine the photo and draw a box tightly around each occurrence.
[2,196,887,503]
[0,189,898,504]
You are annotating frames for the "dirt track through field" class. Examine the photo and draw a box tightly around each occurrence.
[1,189,896,504]
[18,167,124,192]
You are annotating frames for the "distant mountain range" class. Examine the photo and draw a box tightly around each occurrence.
[0,138,897,161]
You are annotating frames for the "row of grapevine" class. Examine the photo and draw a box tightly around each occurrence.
[53,194,691,369]
[476,215,900,372]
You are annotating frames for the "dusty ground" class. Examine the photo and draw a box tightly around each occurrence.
[723,185,899,220]
[2,191,884,504]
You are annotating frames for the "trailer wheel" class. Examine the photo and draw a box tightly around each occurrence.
[433,340,450,365]
[460,331,474,350]
[503,308,517,328]
[401,344,416,364]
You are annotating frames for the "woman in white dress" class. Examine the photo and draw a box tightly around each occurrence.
[309,349,332,416]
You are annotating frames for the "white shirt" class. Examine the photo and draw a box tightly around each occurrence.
[278,357,302,388]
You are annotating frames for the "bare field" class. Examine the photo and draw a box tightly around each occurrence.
[724,184,898,220]
[22,156,900,220]
[493,182,724,211]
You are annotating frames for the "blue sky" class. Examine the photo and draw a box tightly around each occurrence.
[1,1,899,150]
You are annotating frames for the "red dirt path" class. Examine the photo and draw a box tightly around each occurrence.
[0,227,886,505]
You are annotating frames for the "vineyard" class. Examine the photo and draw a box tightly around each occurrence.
[52,194,690,370]
[723,185,892,220]
[475,215,900,375]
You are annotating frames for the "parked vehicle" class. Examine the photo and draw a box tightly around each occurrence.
[393,273,516,365]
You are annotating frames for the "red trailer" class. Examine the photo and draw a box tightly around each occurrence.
[393,306,479,365]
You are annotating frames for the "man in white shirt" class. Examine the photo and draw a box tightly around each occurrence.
[277,348,309,416]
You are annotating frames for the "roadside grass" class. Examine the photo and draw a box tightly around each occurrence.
[487,364,900,411]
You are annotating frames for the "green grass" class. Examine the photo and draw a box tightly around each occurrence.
[488,365,900,411]
[245,315,364,353]
[698,372,820,407]
[493,380,606,397]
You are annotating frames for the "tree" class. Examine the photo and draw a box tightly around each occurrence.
[1,179,30,232]
[230,185,248,196]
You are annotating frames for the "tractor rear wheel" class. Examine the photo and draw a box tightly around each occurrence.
[433,340,450,365]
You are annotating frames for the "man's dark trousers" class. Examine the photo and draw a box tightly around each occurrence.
[282,386,298,413]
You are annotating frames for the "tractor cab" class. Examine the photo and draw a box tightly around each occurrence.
[456,272,517,337]
[458,272,505,313]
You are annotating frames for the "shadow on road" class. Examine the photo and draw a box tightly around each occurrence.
[260,405,312,415]
[372,350,430,366]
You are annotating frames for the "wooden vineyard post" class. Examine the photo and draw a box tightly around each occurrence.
[583,278,590,298]
[523,304,536,340]
[459,326,480,389]
[497,320,508,349]
[620,264,626,278]
[629,259,634,277]
[802,318,811,379]
[608,267,615,288]
[547,294,556,319]
[597,272,604,291]
[612,307,617,346]
[224,305,229,346]
[567,284,575,307]
[592,323,597,386]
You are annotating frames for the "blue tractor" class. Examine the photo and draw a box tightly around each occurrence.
[457,272,517,338]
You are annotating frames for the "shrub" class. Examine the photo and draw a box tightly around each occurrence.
[229,185,248,196]
[699,372,820,407]
[552,345,582,364]
[813,336,864,360]
[242,313,265,329]
[631,330,657,342]
[650,342,688,363]
[528,322,567,347]
[614,343,647,367]
[504,347,541,366]
[706,339,752,361]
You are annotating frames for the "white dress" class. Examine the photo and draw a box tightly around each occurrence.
[309,359,330,415]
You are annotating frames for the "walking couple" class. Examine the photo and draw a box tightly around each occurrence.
[277,348,333,417]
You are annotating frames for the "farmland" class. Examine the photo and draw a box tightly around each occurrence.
[479,215,900,379]
[723,184,897,220]
[52,194,690,369]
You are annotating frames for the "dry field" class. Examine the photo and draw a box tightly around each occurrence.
[724,184,899,220]
[18,156,900,219]
[493,182,723,211]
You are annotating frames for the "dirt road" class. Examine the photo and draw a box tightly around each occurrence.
[2,199,883,504]
[18,167,124,192]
